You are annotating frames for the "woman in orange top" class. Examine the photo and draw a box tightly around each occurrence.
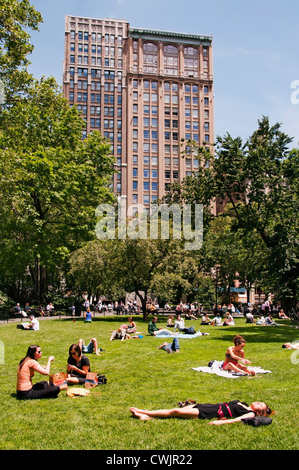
[17,345,61,400]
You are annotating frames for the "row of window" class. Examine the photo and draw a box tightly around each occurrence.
[70,31,123,45]
[70,44,122,56]
[70,55,123,67]
[70,67,121,80]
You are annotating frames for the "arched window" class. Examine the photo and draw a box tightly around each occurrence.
[184,47,198,77]
[164,44,178,76]
[143,42,157,74]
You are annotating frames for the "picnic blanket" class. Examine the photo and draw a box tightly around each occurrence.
[192,360,271,378]
[156,332,207,339]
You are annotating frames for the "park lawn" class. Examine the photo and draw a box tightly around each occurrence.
[0,316,298,450]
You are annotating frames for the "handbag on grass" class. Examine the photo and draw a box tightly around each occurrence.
[241,416,272,426]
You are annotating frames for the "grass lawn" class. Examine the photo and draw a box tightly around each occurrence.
[0,315,298,451]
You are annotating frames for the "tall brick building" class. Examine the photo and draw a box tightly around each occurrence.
[63,16,214,213]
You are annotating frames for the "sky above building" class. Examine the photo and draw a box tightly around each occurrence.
[28,0,299,147]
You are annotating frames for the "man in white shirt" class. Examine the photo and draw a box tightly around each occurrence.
[23,314,40,330]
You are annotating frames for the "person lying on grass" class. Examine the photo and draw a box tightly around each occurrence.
[282,342,299,350]
[130,400,273,425]
[157,337,180,353]
[78,337,103,356]
[223,335,256,376]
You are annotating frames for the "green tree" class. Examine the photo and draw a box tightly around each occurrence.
[167,117,299,310]
[0,0,42,102]
[0,77,116,302]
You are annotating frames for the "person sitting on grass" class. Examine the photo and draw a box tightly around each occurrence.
[166,315,175,327]
[16,345,61,400]
[157,337,180,354]
[130,400,273,424]
[173,313,196,334]
[109,325,131,341]
[223,335,256,376]
[148,316,177,337]
[66,343,91,385]
[126,317,137,334]
[210,313,222,326]
[20,314,40,330]
[84,307,92,322]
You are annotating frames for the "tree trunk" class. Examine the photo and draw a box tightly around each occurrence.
[136,290,148,320]
[29,258,48,303]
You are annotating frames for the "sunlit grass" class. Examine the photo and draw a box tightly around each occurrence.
[0,316,298,450]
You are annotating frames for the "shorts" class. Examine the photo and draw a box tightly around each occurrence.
[82,341,93,354]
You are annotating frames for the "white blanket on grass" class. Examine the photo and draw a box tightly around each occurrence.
[192,360,271,378]
[157,332,206,339]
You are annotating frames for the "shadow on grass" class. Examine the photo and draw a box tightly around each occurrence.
[203,323,295,344]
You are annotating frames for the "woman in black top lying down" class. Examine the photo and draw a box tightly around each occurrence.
[130,400,273,425]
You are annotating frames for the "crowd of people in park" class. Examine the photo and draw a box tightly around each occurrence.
[12,289,298,431]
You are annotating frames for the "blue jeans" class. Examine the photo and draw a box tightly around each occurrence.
[163,337,180,353]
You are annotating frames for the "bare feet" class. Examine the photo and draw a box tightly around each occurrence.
[130,407,152,420]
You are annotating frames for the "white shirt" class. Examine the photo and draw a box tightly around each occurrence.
[30,318,40,330]
[173,318,185,332]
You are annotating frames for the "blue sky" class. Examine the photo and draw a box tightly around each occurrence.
[28,0,299,147]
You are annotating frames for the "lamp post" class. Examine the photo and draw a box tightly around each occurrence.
[211,264,220,314]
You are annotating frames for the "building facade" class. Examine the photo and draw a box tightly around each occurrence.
[63,16,214,212]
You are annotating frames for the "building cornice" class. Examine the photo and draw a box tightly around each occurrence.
[129,27,213,46]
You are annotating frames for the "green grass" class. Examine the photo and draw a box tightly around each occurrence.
[0,316,298,450]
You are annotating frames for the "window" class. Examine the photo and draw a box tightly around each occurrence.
[144,182,150,191]
[151,182,158,191]
[143,169,150,178]
[133,168,138,177]
[164,45,178,76]
[184,47,198,77]
[133,181,138,190]
[143,43,158,74]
